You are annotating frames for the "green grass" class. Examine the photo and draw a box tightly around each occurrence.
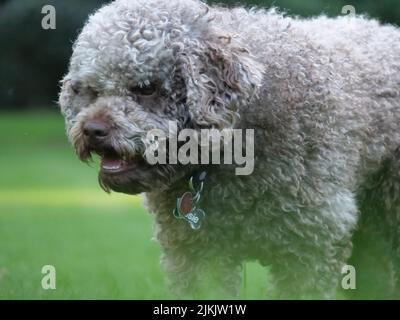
[0,110,268,299]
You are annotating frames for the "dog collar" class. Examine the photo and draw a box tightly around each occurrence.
[173,171,207,230]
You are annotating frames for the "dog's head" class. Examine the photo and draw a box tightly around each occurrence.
[59,0,262,194]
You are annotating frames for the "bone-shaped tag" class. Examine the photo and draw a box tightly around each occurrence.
[184,209,205,230]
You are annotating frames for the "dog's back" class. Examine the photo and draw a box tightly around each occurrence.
[222,9,400,174]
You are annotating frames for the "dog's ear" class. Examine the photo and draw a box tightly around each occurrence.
[58,76,74,120]
[180,28,264,129]
[205,34,263,97]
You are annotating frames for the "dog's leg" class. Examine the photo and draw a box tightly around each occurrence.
[160,244,242,298]
[268,240,353,299]
[264,189,357,299]
[161,249,201,298]
[346,218,396,299]
[380,158,400,299]
[203,255,243,298]
[350,154,400,299]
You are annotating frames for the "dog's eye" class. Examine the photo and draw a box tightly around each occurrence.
[71,82,81,95]
[88,86,99,98]
[130,83,157,96]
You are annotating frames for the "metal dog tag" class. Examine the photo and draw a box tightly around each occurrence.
[173,172,207,230]
[184,209,205,230]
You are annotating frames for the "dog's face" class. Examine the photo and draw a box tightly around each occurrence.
[59,0,262,195]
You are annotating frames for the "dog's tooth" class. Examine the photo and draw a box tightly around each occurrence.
[101,156,124,171]
[102,163,122,170]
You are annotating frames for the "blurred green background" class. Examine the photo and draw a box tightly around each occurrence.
[0,0,399,299]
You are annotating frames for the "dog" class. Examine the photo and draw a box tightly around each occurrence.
[59,0,400,298]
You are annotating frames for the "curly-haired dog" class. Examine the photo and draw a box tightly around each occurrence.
[59,0,400,299]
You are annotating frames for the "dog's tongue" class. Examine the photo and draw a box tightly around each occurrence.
[101,154,124,170]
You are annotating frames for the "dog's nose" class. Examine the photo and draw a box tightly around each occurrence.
[83,120,110,141]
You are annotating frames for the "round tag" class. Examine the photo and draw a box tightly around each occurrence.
[179,192,193,214]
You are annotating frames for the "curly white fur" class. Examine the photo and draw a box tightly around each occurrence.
[59,0,400,299]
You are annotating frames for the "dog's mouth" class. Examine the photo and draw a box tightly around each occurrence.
[81,141,181,194]
[89,145,167,195]
[90,147,142,175]
[100,149,134,174]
